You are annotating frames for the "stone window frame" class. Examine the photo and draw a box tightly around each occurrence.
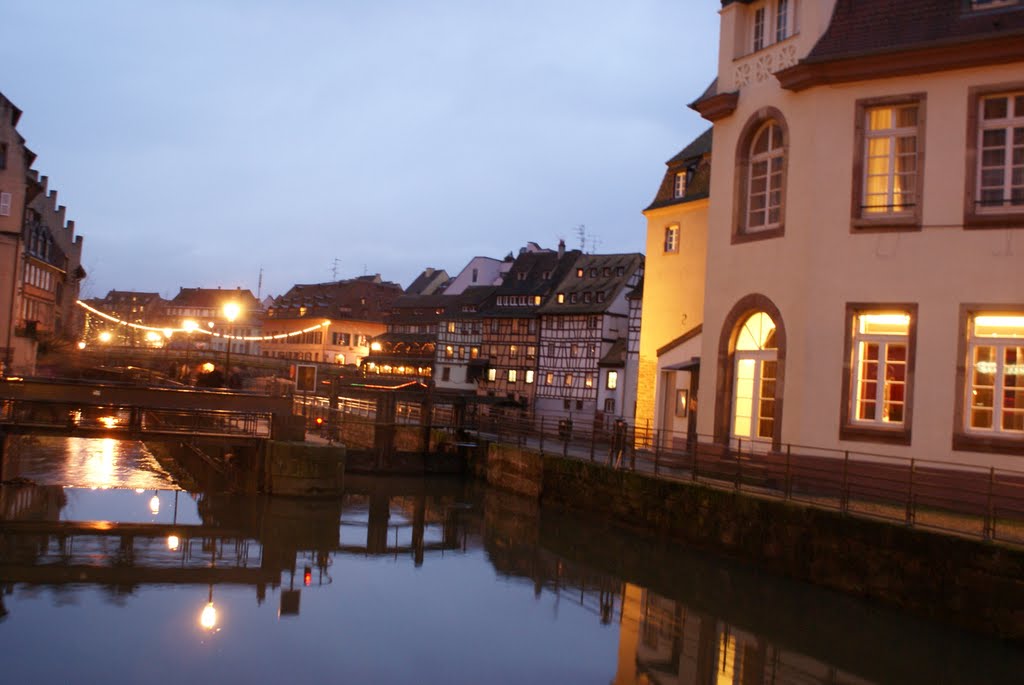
[664,224,680,253]
[733,108,789,244]
[964,81,1024,229]
[953,303,1024,455]
[850,94,927,232]
[838,303,918,446]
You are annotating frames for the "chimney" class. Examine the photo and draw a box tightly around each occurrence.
[557,239,565,259]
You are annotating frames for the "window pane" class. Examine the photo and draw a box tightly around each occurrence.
[896,106,918,128]
[868,108,891,130]
[982,129,1006,147]
[983,97,1008,120]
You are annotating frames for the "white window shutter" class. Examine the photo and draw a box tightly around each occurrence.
[0,192,11,217]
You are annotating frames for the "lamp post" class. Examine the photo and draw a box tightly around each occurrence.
[223,302,240,388]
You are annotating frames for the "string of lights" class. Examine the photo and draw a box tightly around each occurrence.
[75,300,330,341]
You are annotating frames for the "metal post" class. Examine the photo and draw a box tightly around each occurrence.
[539,416,545,453]
[905,458,916,526]
[984,466,996,541]
[841,450,850,514]
[735,439,742,491]
[785,444,792,500]
[654,429,661,475]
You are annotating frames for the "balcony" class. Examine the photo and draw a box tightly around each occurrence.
[733,39,799,89]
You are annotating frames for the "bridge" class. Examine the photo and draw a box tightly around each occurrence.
[0,377,296,445]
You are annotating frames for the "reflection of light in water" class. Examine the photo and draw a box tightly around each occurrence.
[149,493,161,514]
[200,603,218,631]
[135,489,145,494]
[84,438,118,490]
[167,535,180,551]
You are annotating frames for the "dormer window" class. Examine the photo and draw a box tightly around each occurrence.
[576,268,584,278]
[674,171,687,198]
[557,293,565,303]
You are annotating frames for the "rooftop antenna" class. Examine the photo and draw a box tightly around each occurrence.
[331,258,341,281]
[575,224,587,252]
[257,266,264,300]
[589,235,602,254]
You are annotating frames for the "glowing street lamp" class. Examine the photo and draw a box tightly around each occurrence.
[223,302,240,387]
[98,331,112,344]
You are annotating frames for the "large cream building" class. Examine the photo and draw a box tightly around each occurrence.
[682,0,1024,467]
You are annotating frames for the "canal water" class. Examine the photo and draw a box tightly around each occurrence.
[0,437,1021,684]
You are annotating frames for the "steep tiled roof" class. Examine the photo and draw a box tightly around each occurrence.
[270,278,402,322]
[805,0,1024,63]
[537,253,644,315]
[479,248,581,318]
[645,127,713,212]
[598,338,628,368]
[169,287,260,310]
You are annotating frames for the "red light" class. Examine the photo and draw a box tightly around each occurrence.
[303,566,312,586]
[315,417,324,426]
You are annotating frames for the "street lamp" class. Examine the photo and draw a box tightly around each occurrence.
[222,302,240,388]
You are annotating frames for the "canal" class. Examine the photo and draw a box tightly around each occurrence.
[0,436,1021,684]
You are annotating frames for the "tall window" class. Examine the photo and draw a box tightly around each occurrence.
[752,7,766,51]
[966,314,1024,435]
[775,0,790,41]
[732,312,777,443]
[977,92,1024,211]
[664,225,679,253]
[508,369,518,383]
[850,313,911,427]
[862,104,920,216]
[607,370,618,390]
[747,122,784,232]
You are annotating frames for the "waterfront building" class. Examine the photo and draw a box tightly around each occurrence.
[686,0,1024,466]
[83,290,164,347]
[635,129,711,445]
[363,292,446,380]
[165,286,262,357]
[434,287,494,393]
[22,173,86,343]
[0,93,30,374]
[476,242,581,415]
[265,276,401,365]
[535,252,643,423]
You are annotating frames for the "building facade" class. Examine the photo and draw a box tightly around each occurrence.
[689,0,1024,466]
[535,253,644,422]
[265,277,402,365]
[635,129,711,445]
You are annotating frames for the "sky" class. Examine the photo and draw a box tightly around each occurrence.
[1,0,719,300]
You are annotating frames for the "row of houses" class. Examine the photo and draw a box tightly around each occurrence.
[636,0,1024,470]
[0,92,87,374]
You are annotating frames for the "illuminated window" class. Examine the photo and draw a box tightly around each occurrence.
[565,373,574,386]
[584,375,593,388]
[577,268,584,278]
[525,370,534,384]
[546,372,554,385]
[732,312,777,442]
[557,293,565,304]
[966,314,1024,435]
[607,371,618,390]
[664,225,679,253]
[445,345,454,358]
[447,322,456,333]
[857,99,921,219]
[508,369,518,383]
[470,347,479,359]
[487,368,497,382]
[851,313,910,426]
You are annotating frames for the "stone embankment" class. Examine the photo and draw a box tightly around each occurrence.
[469,440,1024,642]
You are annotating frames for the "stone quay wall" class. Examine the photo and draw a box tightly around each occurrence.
[470,440,1024,641]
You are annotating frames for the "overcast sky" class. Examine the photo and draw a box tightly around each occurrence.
[1,0,718,300]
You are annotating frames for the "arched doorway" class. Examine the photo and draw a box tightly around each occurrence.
[731,312,777,445]
[714,295,786,451]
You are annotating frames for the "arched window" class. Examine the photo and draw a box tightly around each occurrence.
[715,295,787,451]
[732,312,778,443]
[734,110,788,242]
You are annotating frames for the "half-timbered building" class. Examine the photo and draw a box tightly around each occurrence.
[535,253,644,422]
[434,286,494,392]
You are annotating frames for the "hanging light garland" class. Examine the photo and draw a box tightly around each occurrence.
[76,300,330,341]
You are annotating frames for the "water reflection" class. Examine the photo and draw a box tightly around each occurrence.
[5,436,176,491]
[0,440,1021,683]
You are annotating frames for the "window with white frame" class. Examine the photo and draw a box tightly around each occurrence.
[966,314,1024,435]
[851,313,911,426]
[862,104,920,215]
[607,370,618,390]
[977,92,1024,211]
[664,225,679,253]
[747,122,785,232]
[674,171,687,198]
[750,0,797,53]
[0,192,11,217]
